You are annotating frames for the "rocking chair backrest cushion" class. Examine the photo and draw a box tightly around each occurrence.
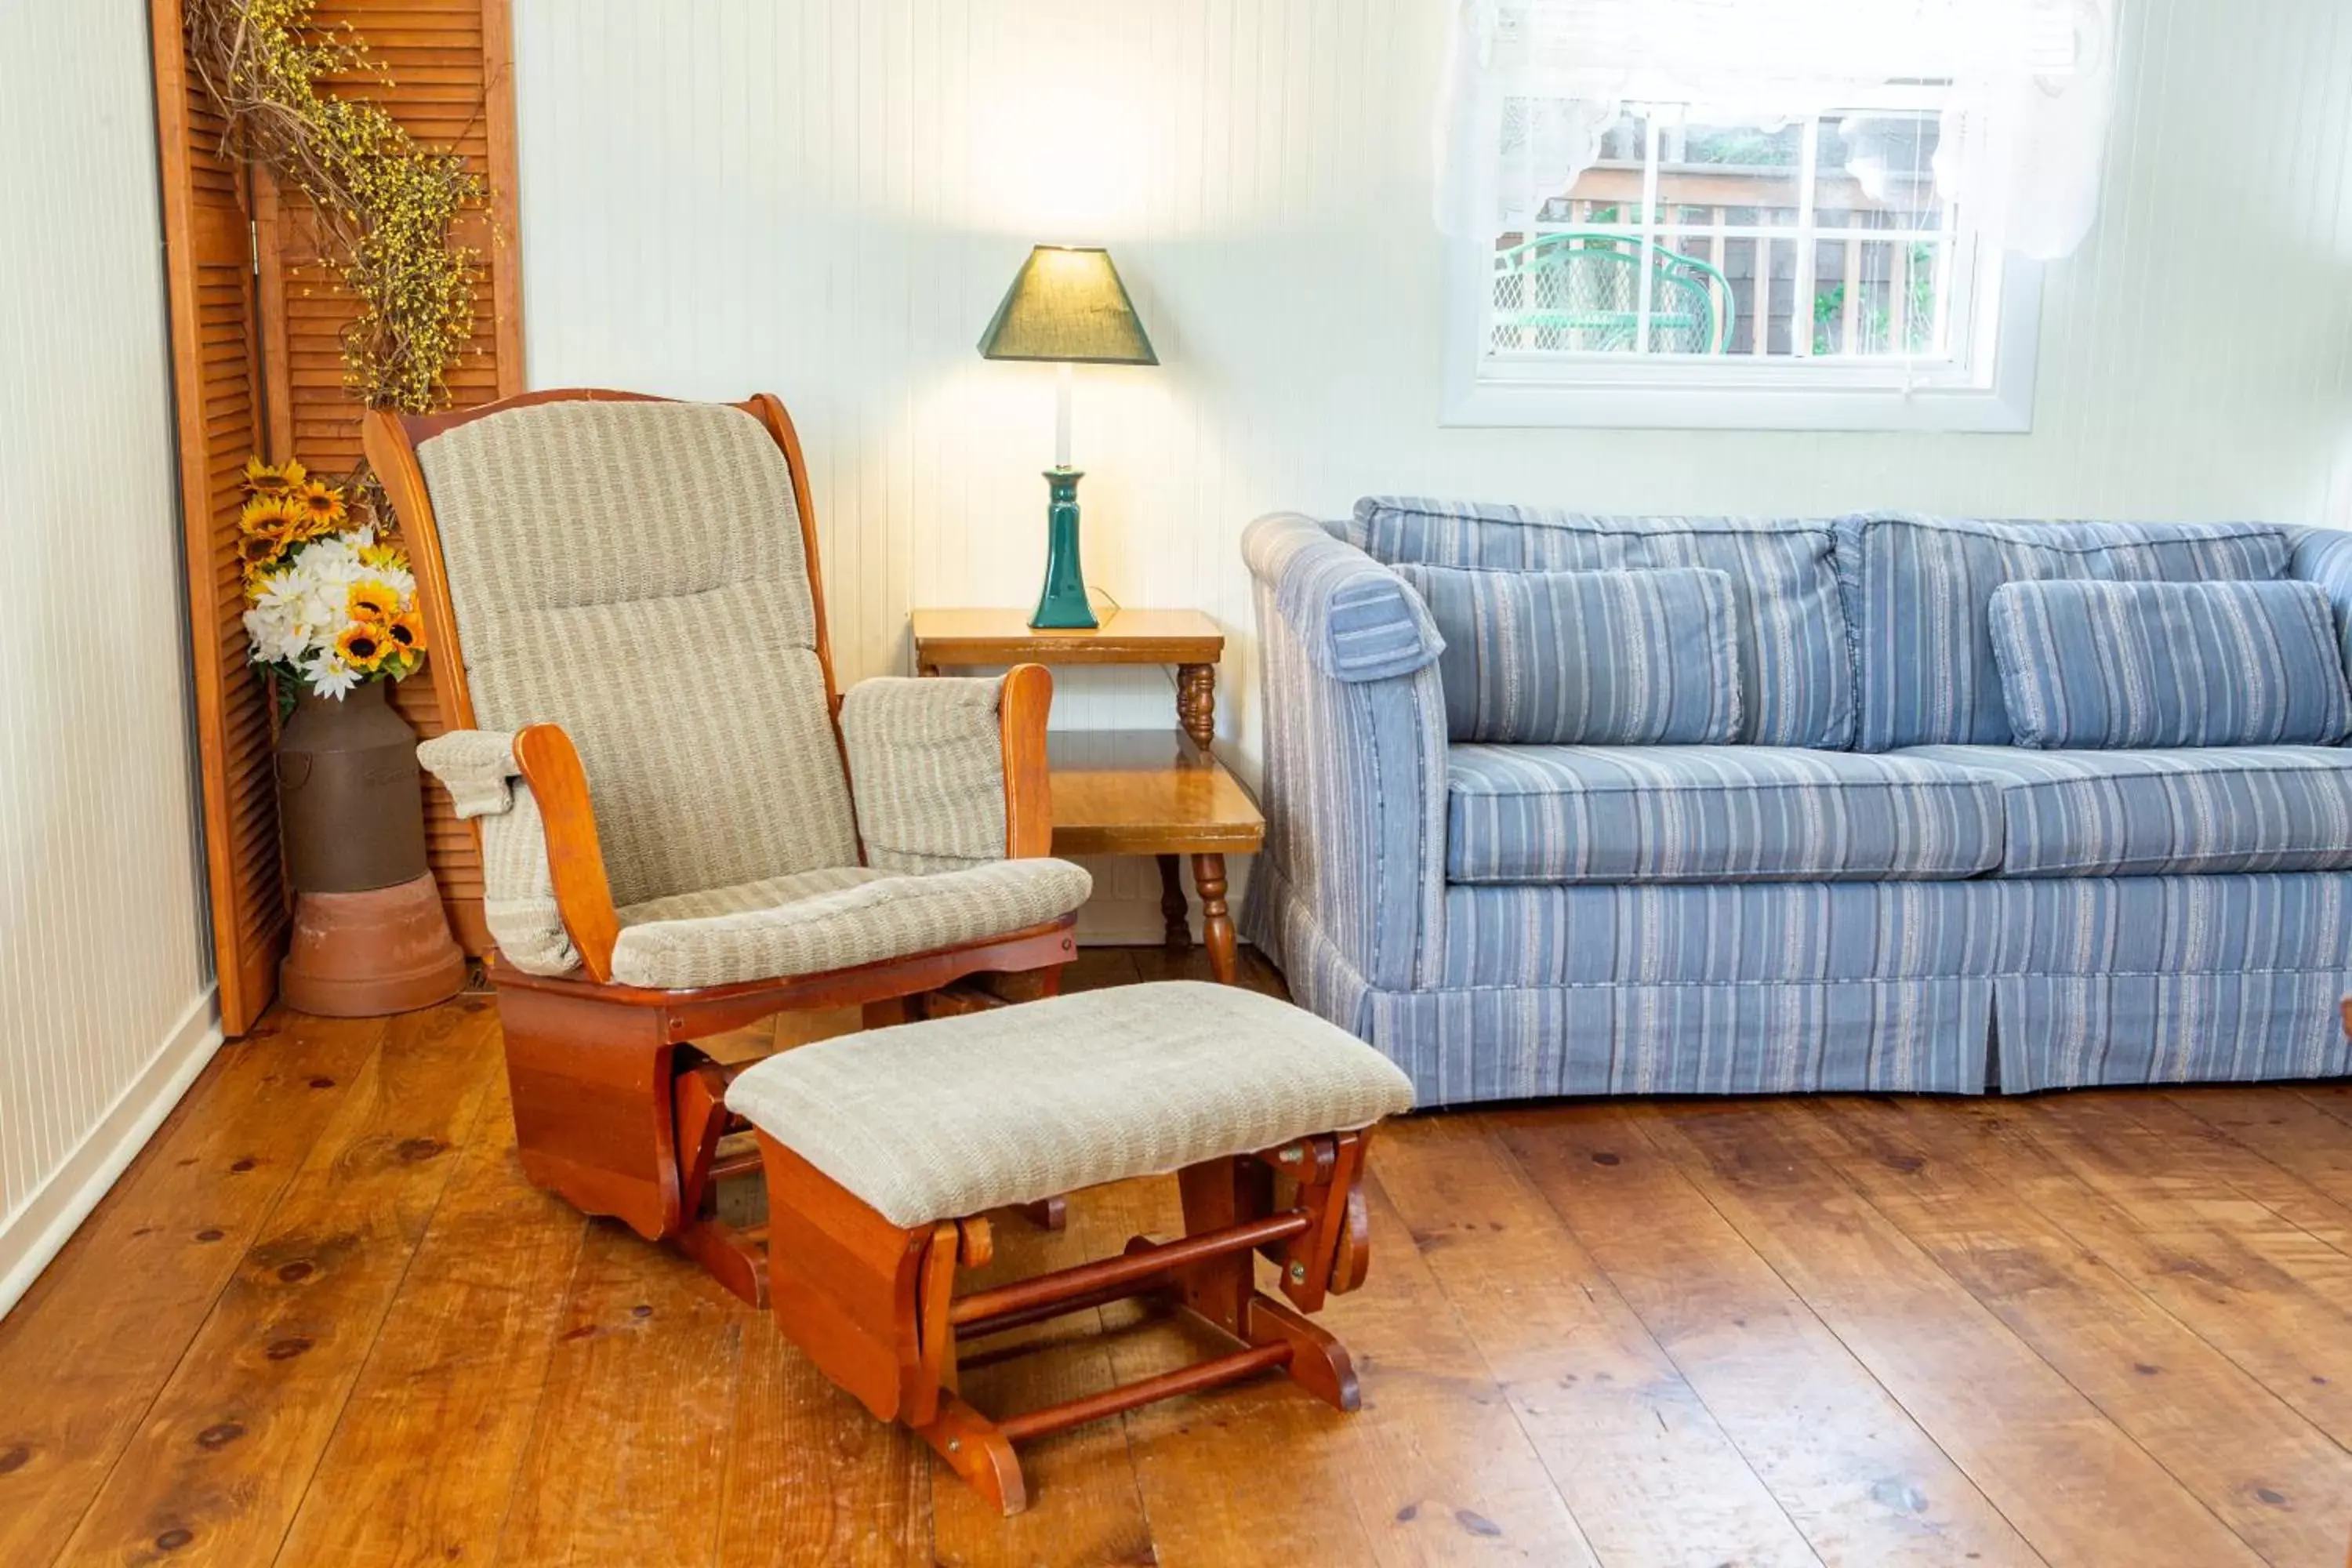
[413,398,861,907]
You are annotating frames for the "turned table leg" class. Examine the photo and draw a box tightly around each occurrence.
[1157,854,1192,952]
[1177,663,1217,753]
[1192,852,1236,985]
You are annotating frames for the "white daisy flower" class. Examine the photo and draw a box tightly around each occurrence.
[304,654,361,699]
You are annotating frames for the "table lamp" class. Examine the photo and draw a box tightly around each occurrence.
[978,245,1158,630]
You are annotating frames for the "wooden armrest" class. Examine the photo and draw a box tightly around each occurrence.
[999,664,1054,858]
[513,722,622,982]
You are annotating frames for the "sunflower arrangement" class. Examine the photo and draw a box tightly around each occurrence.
[238,456,426,700]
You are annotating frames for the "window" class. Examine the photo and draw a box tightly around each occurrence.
[1436,1,2118,431]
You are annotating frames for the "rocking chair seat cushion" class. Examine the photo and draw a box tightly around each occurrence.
[606,858,1093,990]
[724,982,1417,1227]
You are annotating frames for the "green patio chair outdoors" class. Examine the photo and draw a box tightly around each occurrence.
[1490,232,1733,355]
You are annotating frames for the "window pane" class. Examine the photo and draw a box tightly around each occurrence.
[1559,108,1650,225]
[1660,232,1735,355]
[1750,236,1788,354]
[1819,111,1943,230]
[1499,102,1651,228]
[1721,234,1762,354]
[1812,237,1946,355]
[1661,118,1800,228]
[1813,236,1860,354]
[1489,235,1654,354]
[1483,99,1965,364]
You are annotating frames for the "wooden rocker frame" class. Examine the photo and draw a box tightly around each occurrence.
[754,1127,1377,1515]
[365,390,1078,1305]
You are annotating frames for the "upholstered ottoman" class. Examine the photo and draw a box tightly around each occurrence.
[725,980,1415,1515]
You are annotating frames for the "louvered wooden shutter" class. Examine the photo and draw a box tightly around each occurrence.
[151,0,287,1036]
[152,1,523,999]
[255,0,523,955]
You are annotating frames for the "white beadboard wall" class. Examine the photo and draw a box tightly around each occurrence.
[0,2,216,1312]
[512,0,2352,938]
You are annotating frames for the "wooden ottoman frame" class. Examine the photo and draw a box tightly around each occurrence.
[757,1127,1376,1515]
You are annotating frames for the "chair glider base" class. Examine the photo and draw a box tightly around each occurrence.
[753,1127,1376,1515]
[488,918,1079,1303]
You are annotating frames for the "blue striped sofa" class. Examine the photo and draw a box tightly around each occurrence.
[1241,499,2352,1103]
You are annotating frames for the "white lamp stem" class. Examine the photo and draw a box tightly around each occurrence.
[1054,361,1074,469]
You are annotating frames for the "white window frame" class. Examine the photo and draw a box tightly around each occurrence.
[1440,95,2042,434]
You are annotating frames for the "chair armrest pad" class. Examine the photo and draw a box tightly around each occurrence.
[416,728,580,975]
[416,729,523,818]
[1243,512,1445,683]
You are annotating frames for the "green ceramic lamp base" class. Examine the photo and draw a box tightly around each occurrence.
[1029,466,1098,630]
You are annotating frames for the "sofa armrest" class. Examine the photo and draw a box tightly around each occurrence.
[2292,529,2352,679]
[1243,514,1451,990]
[1241,510,1446,682]
[416,728,580,977]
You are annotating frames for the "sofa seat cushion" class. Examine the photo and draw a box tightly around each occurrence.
[1444,744,2005,885]
[1900,746,2352,877]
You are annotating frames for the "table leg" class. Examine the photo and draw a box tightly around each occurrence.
[1192,852,1236,985]
[1177,663,1217,753]
[1156,854,1191,952]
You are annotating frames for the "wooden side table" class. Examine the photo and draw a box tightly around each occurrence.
[911,608,1265,983]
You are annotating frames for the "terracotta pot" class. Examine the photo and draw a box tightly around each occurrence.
[281,873,466,1017]
[275,678,463,1016]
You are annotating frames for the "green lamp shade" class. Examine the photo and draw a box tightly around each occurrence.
[978,246,1158,365]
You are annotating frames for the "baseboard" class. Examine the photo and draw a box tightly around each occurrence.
[0,987,223,1319]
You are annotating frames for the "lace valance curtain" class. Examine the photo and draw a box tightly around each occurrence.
[1436,0,2122,260]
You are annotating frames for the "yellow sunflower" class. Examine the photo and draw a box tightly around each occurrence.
[386,610,427,653]
[241,491,307,539]
[336,623,389,672]
[347,579,399,622]
[237,530,285,575]
[358,540,408,573]
[236,495,305,583]
[241,455,307,495]
[294,477,348,535]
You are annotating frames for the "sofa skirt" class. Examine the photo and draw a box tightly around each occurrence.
[1366,978,1991,1104]
[1246,863,2352,1101]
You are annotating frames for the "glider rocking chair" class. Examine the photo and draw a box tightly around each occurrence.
[364,390,1091,1305]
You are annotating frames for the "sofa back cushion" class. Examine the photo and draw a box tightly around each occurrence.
[1351,499,1852,748]
[1988,578,2352,749]
[1392,563,1743,744]
[1835,513,2294,751]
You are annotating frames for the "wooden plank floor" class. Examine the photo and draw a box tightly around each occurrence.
[6,949,2352,1566]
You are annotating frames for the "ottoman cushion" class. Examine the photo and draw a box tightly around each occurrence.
[724,981,1416,1228]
